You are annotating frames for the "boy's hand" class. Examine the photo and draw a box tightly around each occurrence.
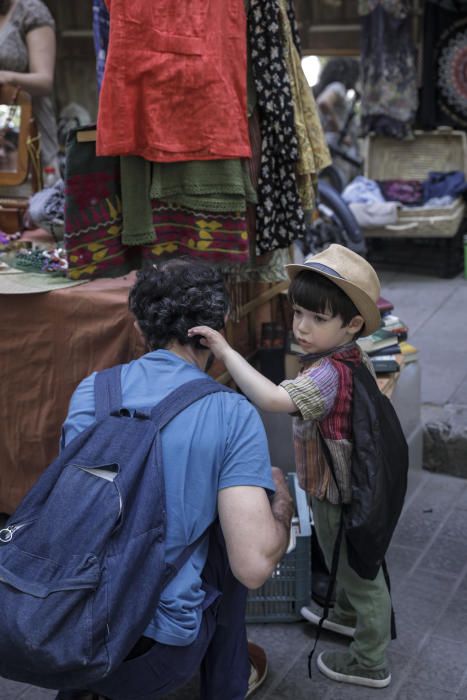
[188,326,230,361]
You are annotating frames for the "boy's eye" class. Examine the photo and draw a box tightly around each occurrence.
[314,315,327,323]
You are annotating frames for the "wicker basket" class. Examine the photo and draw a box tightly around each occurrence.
[361,129,466,239]
[246,473,311,623]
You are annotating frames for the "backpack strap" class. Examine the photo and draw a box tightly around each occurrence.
[150,377,234,429]
[150,378,233,588]
[307,426,344,678]
[94,365,123,420]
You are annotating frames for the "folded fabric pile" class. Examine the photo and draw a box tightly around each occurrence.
[342,172,466,227]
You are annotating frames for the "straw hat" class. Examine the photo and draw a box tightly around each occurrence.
[285,244,381,336]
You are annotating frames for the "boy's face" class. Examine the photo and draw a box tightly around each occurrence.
[292,303,362,354]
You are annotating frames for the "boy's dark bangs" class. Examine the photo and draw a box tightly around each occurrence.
[288,270,360,324]
[288,271,335,315]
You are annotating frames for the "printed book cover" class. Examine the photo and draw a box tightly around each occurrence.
[357,328,396,353]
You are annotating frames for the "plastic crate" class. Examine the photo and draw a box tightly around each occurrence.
[246,473,311,623]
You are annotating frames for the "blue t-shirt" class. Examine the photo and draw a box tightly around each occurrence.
[62,350,275,646]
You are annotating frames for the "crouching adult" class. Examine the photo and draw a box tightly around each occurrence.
[55,259,293,700]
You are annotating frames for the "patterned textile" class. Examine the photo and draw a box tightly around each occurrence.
[280,344,374,505]
[248,0,306,254]
[245,107,262,241]
[64,128,131,280]
[286,0,301,52]
[141,203,249,265]
[278,0,331,212]
[360,2,418,139]
[64,127,252,277]
[92,0,110,92]
[419,5,467,129]
[378,179,424,206]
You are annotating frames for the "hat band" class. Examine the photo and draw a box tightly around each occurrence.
[303,261,345,279]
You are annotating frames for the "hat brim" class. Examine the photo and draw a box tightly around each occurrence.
[285,262,381,336]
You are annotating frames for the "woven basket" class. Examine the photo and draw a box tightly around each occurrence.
[361,129,466,239]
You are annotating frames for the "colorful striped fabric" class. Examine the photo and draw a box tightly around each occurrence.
[141,202,249,264]
[281,345,374,505]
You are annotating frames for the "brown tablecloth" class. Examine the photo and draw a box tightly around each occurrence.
[0,273,145,514]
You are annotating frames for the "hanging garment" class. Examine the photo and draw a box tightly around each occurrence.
[92,0,110,92]
[359,0,407,16]
[419,3,467,130]
[96,0,250,162]
[278,0,331,213]
[150,161,257,213]
[248,0,306,254]
[64,128,132,281]
[359,1,418,138]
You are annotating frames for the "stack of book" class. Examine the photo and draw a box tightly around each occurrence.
[358,296,419,374]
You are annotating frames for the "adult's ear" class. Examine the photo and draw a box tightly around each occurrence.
[134,320,146,343]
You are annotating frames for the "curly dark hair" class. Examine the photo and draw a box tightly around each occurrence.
[129,259,229,351]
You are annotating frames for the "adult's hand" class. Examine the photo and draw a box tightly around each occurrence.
[270,467,294,533]
[0,71,14,86]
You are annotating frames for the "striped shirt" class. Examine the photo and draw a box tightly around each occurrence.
[280,344,375,505]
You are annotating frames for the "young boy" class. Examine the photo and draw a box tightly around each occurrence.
[189,244,393,689]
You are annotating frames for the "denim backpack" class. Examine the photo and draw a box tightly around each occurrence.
[0,366,231,689]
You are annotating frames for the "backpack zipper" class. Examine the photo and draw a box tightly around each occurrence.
[0,522,30,543]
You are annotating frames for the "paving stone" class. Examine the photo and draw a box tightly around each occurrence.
[457,674,467,699]
[0,678,55,700]
[395,682,458,700]
[408,637,467,693]
[413,472,467,511]
[392,568,457,630]
[439,507,467,539]
[391,505,445,551]
[432,594,467,644]
[385,544,419,587]
[417,535,467,577]
[389,621,427,660]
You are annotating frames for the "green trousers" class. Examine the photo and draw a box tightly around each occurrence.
[312,497,392,669]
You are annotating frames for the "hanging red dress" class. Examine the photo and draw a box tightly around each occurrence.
[97,0,251,162]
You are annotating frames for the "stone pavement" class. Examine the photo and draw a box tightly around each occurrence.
[3,467,467,699]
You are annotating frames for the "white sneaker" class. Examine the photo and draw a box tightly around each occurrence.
[300,606,356,638]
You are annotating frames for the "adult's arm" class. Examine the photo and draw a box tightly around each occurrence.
[218,467,294,590]
[0,25,56,96]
